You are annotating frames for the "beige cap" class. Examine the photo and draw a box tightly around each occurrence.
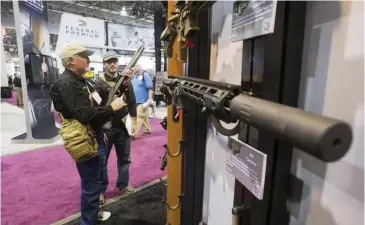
[59,43,94,60]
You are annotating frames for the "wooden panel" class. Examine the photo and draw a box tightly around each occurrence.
[167,1,184,225]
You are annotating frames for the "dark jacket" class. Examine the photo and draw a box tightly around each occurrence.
[95,73,137,129]
[50,69,114,132]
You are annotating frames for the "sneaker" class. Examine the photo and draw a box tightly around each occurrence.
[97,211,111,222]
[99,193,105,205]
[119,185,135,194]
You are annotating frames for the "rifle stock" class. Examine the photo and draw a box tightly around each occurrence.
[161,76,352,162]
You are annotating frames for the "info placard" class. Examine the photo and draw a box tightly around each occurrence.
[226,137,267,200]
[231,0,277,42]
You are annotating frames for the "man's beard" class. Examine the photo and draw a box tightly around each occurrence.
[106,69,118,78]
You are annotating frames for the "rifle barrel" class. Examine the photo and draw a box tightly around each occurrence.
[230,94,352,162]
[106,46,145,105]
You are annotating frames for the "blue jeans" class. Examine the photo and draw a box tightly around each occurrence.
[76,135,106,225]
[101,128,131,193]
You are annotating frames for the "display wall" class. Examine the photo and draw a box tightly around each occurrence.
[202,2,242,225]
[202,1,364,225]
[288,2,364,225]
[11,1,59,143]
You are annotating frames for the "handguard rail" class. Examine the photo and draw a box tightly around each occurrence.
[160,76,352,162]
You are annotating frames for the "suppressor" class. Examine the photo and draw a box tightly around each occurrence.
[229,94,352,162]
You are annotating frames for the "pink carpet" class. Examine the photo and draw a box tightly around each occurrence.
[1,119,167,225]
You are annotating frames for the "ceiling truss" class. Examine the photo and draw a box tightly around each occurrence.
[47,1,157,27]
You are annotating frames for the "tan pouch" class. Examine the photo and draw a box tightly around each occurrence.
[59,114,99,162]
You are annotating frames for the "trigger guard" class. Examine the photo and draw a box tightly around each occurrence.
[115,90,121,97]
[172,87,183,109]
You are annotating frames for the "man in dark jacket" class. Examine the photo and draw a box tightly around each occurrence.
[98,51,137,203]
[51,43,133,224]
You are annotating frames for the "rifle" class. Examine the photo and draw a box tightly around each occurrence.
[160,76,353,162]
[99,46,144,130]
[160,117,168,171]
[105,45,145,105]
[161,144,168,171]
[160,1,215,63]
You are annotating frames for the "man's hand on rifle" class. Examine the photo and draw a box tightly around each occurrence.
[122,69,133,86]
[110,97,127,111]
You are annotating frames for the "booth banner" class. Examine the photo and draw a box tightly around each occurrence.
[11,2,59,142]
[23,35,59,140]
[55,13,105,53]
[107,23,155,51]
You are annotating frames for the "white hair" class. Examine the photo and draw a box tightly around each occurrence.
[62,57,70,68]
[62,55,79,68]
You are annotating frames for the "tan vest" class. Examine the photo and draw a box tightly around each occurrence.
[102,75,128,123]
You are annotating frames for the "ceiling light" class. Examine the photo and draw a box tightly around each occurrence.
[120,7,127,16]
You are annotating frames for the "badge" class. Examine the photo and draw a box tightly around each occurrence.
[138,75,143,80]
[91,91,102,105]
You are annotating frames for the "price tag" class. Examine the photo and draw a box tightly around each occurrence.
[226,137,267,200]
[91,91,102,105]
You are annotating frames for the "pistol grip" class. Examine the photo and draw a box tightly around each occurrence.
[102,121,112,130]
[183,14,200,38]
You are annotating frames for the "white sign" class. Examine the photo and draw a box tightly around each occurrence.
[107,23,154,51]
[231,0,277,41]
[55,13,105,54]
[226,137,267,200]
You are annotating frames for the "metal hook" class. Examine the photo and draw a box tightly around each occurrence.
[232,205,247,225]
[162,193,184,211]
[166,138,185,157]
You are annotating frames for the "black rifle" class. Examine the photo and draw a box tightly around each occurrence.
[160,75,352,162]
[160,117,168,171]
[161,144,168,171]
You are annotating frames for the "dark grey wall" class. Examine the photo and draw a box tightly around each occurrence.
[202,1,364,225]
[288,2,364,225]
